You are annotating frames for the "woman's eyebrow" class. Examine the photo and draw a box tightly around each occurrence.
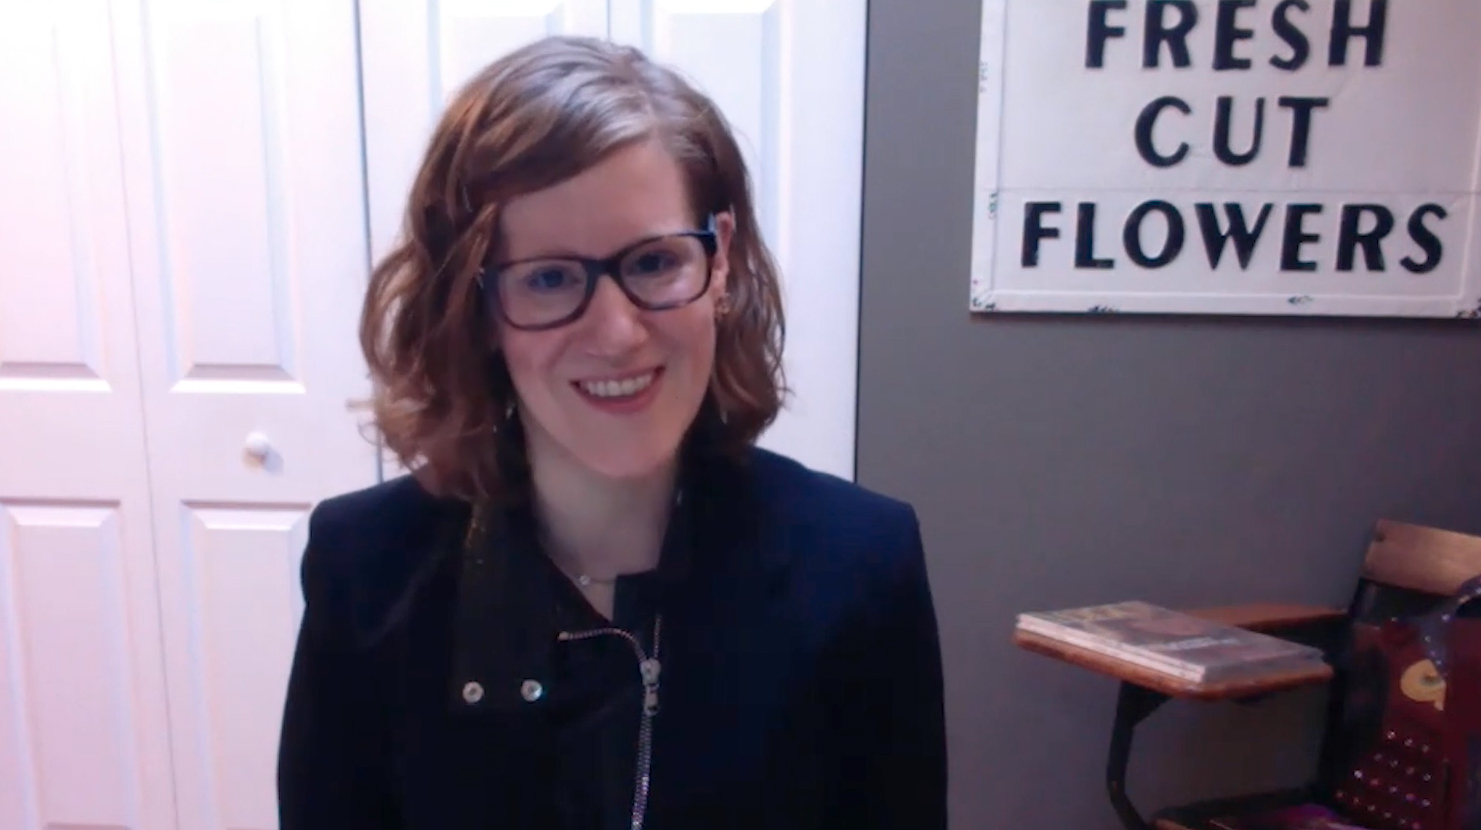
[511,229,679,262]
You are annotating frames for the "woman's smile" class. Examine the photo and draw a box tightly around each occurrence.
[572,366,665,413]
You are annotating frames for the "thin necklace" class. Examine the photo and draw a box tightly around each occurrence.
[568,568,617,588]
[541,487,683,589]
[539,536,621,587]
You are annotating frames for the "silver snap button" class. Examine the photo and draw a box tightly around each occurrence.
[520,679,544,702]
[462,681,484,704]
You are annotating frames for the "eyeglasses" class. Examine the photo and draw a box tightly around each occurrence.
[481,216,719,331]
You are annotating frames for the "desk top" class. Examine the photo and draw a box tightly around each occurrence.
[1012,603,1341,700]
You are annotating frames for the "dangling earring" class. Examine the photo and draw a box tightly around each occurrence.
[714,293,733,319]
[492,399,515,434]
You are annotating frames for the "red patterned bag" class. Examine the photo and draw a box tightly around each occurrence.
[1330,575,1481,830]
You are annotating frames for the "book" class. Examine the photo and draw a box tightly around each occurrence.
[1207,803,1375,830]
[1016,600,1327,684]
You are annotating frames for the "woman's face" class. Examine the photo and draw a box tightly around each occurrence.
[494,139,732,482]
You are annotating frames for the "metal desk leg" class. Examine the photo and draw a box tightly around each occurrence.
[1107,682,1171,830]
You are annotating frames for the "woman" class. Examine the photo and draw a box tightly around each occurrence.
[277,34,947,830]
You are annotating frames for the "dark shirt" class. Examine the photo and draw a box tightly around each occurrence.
[276,445,947,829]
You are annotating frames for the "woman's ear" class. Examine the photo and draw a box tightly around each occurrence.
[711,210,736,299]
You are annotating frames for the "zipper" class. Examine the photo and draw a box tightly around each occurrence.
[466,502,670,828]
[558,616,663,830]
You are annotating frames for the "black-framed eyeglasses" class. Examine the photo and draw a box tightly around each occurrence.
[480,215,720,331]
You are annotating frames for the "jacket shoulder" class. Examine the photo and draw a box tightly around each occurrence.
[300,475,468,644]
[743,447,923,565]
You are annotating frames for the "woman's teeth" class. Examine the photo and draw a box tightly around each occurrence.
[578,371,655,399]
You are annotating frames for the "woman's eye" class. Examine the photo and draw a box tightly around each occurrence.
[630,251,678,275]
[525,268,575,290]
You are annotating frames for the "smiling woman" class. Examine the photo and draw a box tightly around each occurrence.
[276,34,947,830]
[492,139,741,494]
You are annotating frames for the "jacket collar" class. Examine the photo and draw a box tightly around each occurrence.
[449,497,556,713]
[447,442,781,714]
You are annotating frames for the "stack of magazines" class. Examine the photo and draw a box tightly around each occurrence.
[1016,600,1327,684]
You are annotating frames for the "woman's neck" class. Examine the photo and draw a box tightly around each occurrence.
[526,440,679,580]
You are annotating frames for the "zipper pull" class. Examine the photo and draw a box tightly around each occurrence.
[640,658,661,713]
[639,658,661,685]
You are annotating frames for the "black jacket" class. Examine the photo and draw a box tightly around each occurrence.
[276,445,947,829]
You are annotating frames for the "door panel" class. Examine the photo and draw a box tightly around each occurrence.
[360,0,610,266]
[610,0,866,480]
[108,1,378,827]
[1,505,145,828]
[115,0,377,502]
[0,4,175,830]
[175,503,308,830]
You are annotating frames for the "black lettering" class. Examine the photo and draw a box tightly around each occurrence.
[1145,1,1198,68]
[1196,203,1273,269]
[1214,96,1264,166]
[1214,0,1257,70]
[1136,97,1192,167]
[1124,200,1186,268]
[1076,203,1115,269]
[1278,96,1329,168]
[1281,204,1324,271]
[1330,0,1388,67]
[1022,202,1063,267]
[1336,204,1395,271]
[1401,204,1447,274]
[1087,1,1129,68]
[1271,0,1312,71]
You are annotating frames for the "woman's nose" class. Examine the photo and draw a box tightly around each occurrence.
[581,276,648,354]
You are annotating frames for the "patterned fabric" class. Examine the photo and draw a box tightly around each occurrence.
[1333,622,1449,830]
[1446,619,1481,830]
[1415,576,1481,677]
[1331,575,1481,830]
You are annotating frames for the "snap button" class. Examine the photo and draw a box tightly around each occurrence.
[521,679,544,702]
[461,681,484,704]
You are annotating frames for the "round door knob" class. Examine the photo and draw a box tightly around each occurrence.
[244,432,272,460]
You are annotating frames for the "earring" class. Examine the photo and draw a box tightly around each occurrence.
[714,293,733,319]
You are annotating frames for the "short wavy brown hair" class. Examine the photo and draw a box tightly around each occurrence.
[359,35,787,504]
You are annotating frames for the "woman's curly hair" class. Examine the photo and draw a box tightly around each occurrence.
[358,35,787,503]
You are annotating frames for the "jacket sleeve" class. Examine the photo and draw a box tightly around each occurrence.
[277,505,400,829]
[834,506,949,830]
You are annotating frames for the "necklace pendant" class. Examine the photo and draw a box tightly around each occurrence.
[577,574,592,587]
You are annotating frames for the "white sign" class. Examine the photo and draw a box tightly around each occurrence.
[970,0,1481,318]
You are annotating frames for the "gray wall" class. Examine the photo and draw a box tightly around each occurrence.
[855,2,1481,828]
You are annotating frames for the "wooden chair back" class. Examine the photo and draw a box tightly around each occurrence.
[1361,518,1481,598]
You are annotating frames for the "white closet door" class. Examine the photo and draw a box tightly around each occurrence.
[610,0,867,481]
[108,1,378,829]
[360,0,610,266]
[0,6,176,830]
